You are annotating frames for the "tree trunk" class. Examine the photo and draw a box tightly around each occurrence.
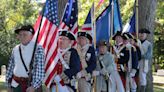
[138,0,157,92]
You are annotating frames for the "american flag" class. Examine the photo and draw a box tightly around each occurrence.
[81,4,94,32]
[33,0,78,88]
[59,0,78,35]
[33,0,60,88]
[81,3,94,44]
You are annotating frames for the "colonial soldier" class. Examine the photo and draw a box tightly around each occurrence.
[50,30,81,92]
[112,31,130,90]
[138,28,152,92]
[122,33,138,92]
[128,33,142,86]
[92,40,124,92]
[76,32,96,92]
[6,25,45,92]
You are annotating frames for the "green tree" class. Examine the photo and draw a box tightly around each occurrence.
[154,0,164,70]
[0,0,39,65]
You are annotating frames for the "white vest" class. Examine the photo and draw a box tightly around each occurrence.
[13,41,35,77]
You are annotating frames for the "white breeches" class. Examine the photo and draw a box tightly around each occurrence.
[78,78,91,92]
[126,76,137,92]
[139,71,147,86]
[139,61,147,86]
[109,71,125,92]
[51,84,73,92]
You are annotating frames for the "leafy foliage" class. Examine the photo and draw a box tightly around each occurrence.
[154,0,164,68]
[0,0,39,64]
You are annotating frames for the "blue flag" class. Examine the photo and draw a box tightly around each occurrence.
[113,0,122,34]
[123,1,136,34]
[123,12,135,33]
[96,5,111,44]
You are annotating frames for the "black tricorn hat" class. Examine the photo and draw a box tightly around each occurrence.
[112,31,122,40]
[122,33,130,40]
[77,32,92,41]
[59,30,75,40]
[126,33,137,42]
[98,40,109,47]
[127,33,134,39]
[139,28,150,34]
[15,25,35,34]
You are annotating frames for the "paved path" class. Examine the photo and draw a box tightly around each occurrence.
[153,75,164,87]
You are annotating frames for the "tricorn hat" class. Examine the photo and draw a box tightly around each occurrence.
[15,25,35,34]
[139,28,150,34]
[77,32,92,41]
[98,40,109,47]
[122,33,130,40]
[59,30,75,40]
[127,33,134,39]
[112,31,122,40]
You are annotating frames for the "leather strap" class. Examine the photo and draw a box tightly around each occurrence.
[19,45,29,74]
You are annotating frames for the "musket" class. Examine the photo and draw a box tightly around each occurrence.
[93,76,97,92]
[27,4,46,91]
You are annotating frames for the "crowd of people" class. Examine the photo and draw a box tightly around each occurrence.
[5,25,152,92]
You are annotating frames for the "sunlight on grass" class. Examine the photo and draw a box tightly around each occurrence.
[0,80,164,92]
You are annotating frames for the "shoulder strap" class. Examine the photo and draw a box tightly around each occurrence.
[19,45,29,74]
[98,56,104,69]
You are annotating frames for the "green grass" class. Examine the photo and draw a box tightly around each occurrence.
[0,81,164,92]
[0,82,7,92]
[154,86,164,92]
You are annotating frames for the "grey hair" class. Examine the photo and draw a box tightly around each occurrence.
[27,31,33,35]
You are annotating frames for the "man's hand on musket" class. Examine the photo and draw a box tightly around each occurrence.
[26,86,35,92]
[100,68,108,75]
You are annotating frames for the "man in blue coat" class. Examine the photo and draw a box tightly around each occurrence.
[122,33,138,92]
[50,30,81,92]
[112,31,130,90]
[76,32,96,92]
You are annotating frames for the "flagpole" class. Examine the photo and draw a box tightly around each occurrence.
[92,2,97,92]
[93,4,96,48]
[110,0,114,39]
[136,0,139,39]
[28,4,46,88]
[110,0,114,52]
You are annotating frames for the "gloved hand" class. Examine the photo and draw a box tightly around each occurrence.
[100,68,108,75]
[76,72,82,79]
[92,71,100,76]
[130,69,137,77]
